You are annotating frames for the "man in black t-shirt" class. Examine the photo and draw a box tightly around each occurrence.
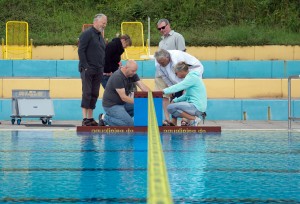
[100,60,150,126]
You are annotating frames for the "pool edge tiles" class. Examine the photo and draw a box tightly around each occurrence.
[76,126,222,133]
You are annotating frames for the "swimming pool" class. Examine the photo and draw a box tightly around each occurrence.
[0,130,299,203]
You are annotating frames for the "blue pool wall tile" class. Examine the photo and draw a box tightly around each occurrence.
[0,99,12,119]
[293,100,300,119]
[202,61,229,78]
[267,100,288,120]
[142,60,155,78]
[228,61,272,78]
[57,60,80,77]
[286,60,300,77]
[242,100,287,120]
[13,60,57,77]
[0,60,13,77]
[135,61,143,77]
[52,100,104,120]
[206,99,243,120]
[271,60,285,78]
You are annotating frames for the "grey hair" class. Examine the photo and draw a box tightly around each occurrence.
[154,49,170,60]
[174,61,189,73]
[94,13,106,22]
[157,18,170,26]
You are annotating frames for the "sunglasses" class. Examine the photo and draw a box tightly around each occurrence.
[157,25,167,31]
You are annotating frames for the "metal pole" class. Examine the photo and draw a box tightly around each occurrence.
[288,75,300,130]
[148,17,151,58]
[288,76,291,130]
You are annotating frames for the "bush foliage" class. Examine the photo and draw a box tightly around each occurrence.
[0,0,299,45]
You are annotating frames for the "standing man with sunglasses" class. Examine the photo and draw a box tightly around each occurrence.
[157,18,186,52]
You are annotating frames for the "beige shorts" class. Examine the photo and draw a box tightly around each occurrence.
[155,77,171,98]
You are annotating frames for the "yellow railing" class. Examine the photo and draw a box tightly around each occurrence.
[1,38,4,58]
[121,22,149,60]
[2,21,32,59]
[147,92,173,204]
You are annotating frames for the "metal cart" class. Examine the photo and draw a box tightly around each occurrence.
[11,90,55,125]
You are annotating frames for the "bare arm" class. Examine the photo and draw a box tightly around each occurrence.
[135,80,151,92]
[116,88,134,104]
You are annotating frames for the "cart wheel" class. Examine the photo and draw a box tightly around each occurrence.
[11,118,15,125]
[17,119,21,125]
[48,119,52,125]
[41,118,47,125]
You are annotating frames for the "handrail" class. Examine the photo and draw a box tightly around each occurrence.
[1,38,4,59]
[147,92,173,204]
[288,75,300,130]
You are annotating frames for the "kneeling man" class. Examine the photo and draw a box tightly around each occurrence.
[100,60,150,126]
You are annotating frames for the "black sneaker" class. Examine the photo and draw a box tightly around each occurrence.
[82,118,87,126]
[88,118,98,126]
[99,119,105,126]
[98,113,106,126]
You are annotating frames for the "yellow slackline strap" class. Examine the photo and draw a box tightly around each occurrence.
[147,92,173,204]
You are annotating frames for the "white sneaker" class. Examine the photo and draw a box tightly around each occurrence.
[191,117,201,126]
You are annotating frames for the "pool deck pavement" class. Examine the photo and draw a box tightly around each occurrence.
[0,120,300,131]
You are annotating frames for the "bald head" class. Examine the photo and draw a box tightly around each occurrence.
[126,59,137,68]
[122,59,138,77]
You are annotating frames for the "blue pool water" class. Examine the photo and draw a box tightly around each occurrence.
[0,130,299,203]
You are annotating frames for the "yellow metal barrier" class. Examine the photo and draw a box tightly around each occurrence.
[2,21,33,59]
[147,92,173,204]
[121,22,149,60]
[1,38,4,58]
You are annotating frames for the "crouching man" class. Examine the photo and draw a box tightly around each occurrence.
[99,60,150,126]
[163,62,207,126]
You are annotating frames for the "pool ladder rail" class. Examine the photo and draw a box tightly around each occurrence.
[288,75,300,130]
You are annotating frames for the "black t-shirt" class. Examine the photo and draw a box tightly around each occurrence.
[102,69,140,107]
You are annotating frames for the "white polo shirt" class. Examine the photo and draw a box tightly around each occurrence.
[155,50,204,86]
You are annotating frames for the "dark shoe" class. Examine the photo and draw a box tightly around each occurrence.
[82,118,87,126]
[162,120,175,126]
[88,118,98,126]
[201,112,207,124]
[98,113,105,126]
[99,119,105,126]
[162,120,170,126]
[181,120,190,126]
[83,118,98,126]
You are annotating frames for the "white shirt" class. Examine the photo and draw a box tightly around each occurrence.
[155,50,204,86]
